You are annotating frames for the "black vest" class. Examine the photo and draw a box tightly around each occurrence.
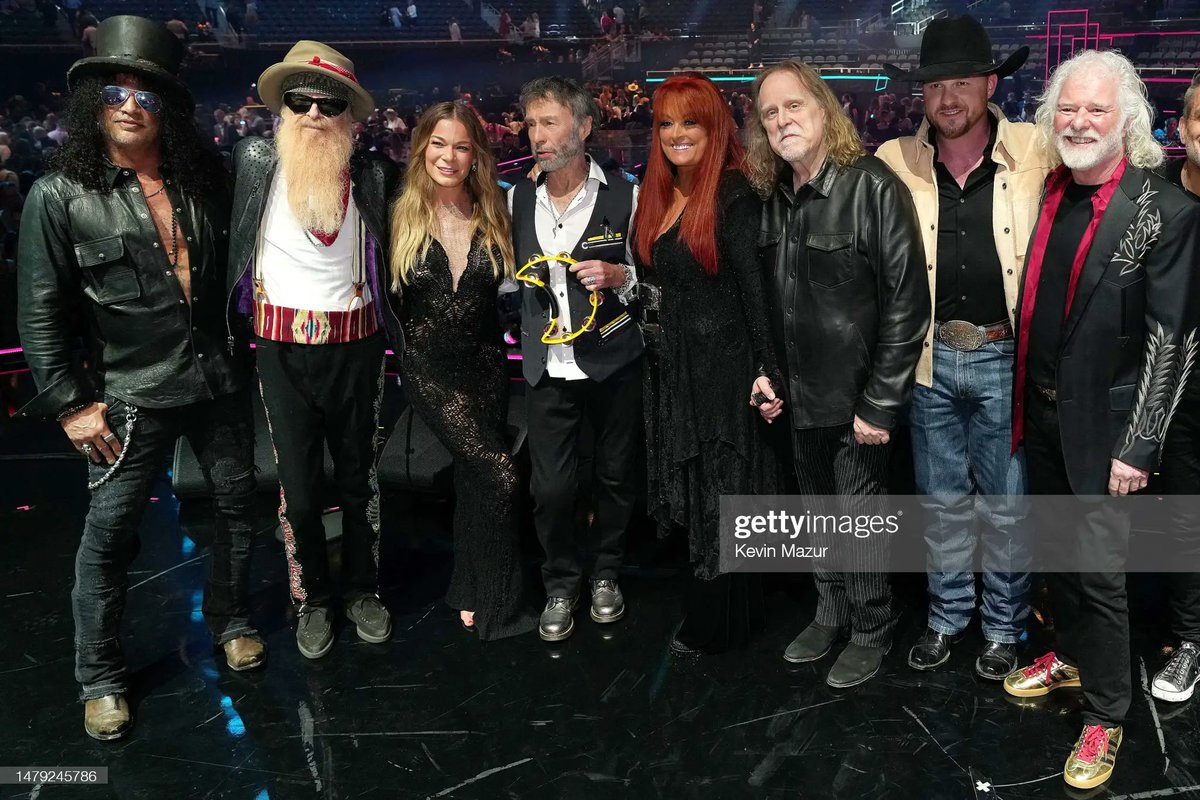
[511,170,643,385]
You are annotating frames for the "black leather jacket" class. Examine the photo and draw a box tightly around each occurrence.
[225,137,403,352]
[17,164,243,418]
[760,155,930,431]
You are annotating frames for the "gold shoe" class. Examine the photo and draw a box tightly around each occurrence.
[1004,651,1081,697]
[223,635,266,672]
[1064,724,1122,789]
[84,694,131,741]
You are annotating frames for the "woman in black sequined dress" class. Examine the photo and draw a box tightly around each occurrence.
[632,75,784,654]
[388,102,535,640]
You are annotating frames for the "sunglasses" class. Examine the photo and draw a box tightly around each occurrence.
[101,85,163,115]
[282,92,349,118]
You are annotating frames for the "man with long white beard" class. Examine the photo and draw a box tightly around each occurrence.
[1005,50,1200,789]
[225,42,402,660]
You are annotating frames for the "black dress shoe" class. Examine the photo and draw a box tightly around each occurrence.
[783,622,842,663]
[907,626,965,671]
[827,642,890,688]
[976,641,1018,681]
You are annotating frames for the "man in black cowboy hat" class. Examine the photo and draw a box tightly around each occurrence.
[17,15,264,741]
[876,15,1050,680]
[226,41,401,660]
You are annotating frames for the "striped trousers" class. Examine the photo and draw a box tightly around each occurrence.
[791,423,897,647]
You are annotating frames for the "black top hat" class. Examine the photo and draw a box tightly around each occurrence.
[884,15,1029,83]
[67,16,190,100]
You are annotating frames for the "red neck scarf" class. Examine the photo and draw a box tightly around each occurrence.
[309,173,351,246]
[1011,158,1128,453]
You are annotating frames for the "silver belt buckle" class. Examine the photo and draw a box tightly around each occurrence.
[938,320,986,351]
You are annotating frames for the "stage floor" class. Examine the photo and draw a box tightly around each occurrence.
[1,456,1199,800]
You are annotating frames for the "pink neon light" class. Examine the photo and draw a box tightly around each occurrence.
[0,347,22,356]
[16,505,31,511]
[507,353,523,360]
[498,155,534,168]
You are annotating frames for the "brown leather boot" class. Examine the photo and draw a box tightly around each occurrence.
[222,636,266,672]
[84,694,131,741]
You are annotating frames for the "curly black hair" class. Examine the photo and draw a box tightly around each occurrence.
[51,75,227,197]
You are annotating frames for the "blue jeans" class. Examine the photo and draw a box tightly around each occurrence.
[74,390,258,701]
[910,338,1031,644]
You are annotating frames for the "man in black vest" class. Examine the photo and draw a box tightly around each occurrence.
[509,76,642,642]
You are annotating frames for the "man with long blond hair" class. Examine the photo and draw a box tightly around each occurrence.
[225,41,402,660]
[748,59,929,688]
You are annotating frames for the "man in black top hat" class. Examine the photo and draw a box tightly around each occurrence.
[876,15,1050,681]
[17,16,264,741]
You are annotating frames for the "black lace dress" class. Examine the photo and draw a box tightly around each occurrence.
[397,229,536,641]
[637,171,781,652]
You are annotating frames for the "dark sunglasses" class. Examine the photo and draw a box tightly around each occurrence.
[101,85,163,115]
[282,92,349,118]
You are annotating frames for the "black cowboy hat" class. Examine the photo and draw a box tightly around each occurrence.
[67,16,190,100]
[883,15,1029,83]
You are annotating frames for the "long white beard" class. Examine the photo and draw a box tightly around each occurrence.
[1056,125,1124,173]
[276,116,354,234]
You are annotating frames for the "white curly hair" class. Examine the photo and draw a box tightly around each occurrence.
[1034,49,1164,170]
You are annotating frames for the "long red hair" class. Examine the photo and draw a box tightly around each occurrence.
[633,74,746,276]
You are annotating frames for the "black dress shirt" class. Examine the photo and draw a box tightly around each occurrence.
[932,121,1008,325]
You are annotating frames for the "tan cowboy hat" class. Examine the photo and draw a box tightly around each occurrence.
[257,41,374,121]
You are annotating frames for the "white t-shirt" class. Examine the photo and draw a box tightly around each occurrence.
[258,171,370,312]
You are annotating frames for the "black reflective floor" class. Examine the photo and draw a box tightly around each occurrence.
[2,438,1200,800]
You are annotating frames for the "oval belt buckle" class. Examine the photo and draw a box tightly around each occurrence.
[940,320,985,351]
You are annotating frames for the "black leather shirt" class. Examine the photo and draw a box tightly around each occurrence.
[760,155,930,431]
[17,163,244,417]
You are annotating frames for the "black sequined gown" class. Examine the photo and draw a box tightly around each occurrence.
[397,235,536,640]
[637,171,781,652]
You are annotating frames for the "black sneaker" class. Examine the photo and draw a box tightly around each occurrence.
[1151,642,1200,702]
[344,595,393,643]
[296,605,334,660]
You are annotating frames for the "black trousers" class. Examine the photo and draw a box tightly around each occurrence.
[1160,403,1200,644]
[527,361,641,598]
[1024,389,1131,727]
[792,423,896,647]
[256,335,386,607]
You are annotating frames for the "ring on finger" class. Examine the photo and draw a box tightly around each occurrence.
[102,433,117,443]
[80,443,93,455]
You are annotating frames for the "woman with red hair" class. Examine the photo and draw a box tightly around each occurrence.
[633,74,783,655]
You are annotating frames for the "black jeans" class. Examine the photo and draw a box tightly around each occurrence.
[792,423,896,648]
[1024,389,1131,727]
[1160,401,1200,644]
[527,361,642,598]
[255,335,386,607]
[75,390,257,702]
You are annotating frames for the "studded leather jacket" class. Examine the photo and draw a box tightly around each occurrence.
[759,155,930,431]
[225,137,403,352]
[16,164,243,418]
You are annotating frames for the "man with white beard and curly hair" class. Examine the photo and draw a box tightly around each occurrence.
[1004,49,1200,789]
[225,42,402,661]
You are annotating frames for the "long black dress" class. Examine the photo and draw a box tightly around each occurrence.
[397,231,536,641]
[637,170,781,652]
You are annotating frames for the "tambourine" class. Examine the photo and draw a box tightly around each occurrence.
[516,252,601,345]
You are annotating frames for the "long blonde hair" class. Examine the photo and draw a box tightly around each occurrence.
[744,60,865,196]
[389,102,514,289]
